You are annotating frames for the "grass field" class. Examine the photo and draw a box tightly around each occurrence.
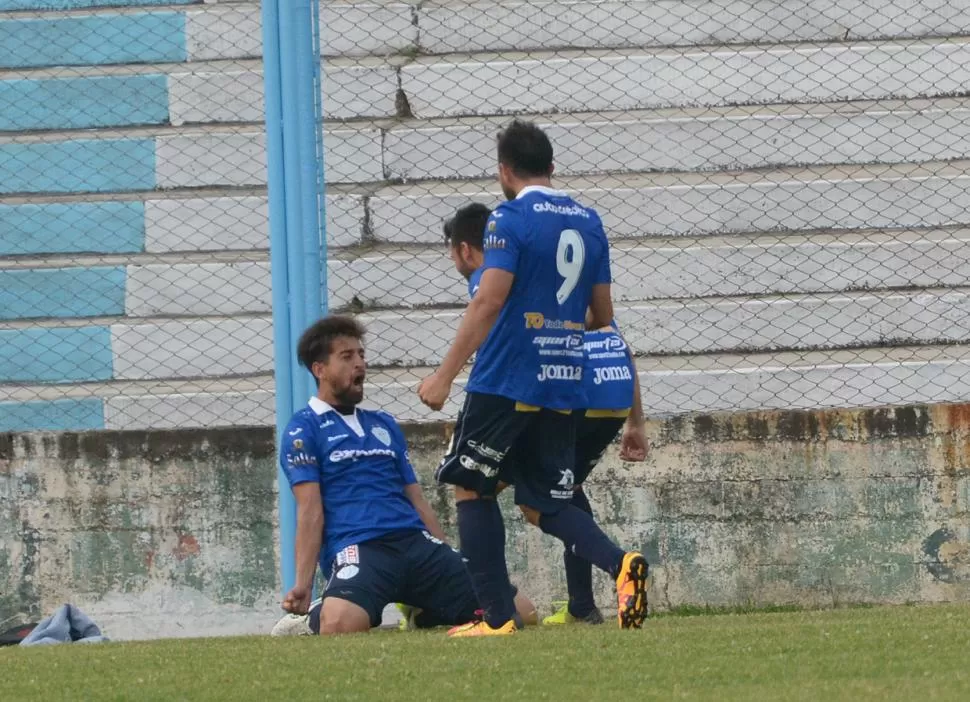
[3,604,970,701]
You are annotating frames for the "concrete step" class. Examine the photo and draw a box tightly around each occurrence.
[383,99,970,182]
[122,226,970,317]
[6,344,970,429]
[0,126,381,193]
[7,98,970,194]
[188,0,970,62]
[10,0,970,69]
[0,0,199,14]
[0,1,415,70]
[7,37,970,129]
[0,57,401,128]
[400,38,970,119]
[417,0,970,55]
[362,288,970,364]
[0,191,364,258]
[367,161,970,243]
[40,286,968,384]
[5,160,970,258]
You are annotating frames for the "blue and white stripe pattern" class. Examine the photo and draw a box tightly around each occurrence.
[5,0,970,432]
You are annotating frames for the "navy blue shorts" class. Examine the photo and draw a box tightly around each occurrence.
[322,529,478,628]
[574,412,626,485]
[436,392,577,512]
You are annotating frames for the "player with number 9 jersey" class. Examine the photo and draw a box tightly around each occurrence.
[466,187,611,411]
[426,122,649,637]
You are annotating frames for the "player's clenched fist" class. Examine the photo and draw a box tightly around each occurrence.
[619,422,648,462]
[417,371,451,411]
[282,585,311,615]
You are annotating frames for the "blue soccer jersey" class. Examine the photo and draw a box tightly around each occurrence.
[279,397,425,570]
[583,328,635,411]
[466,186,611,410]
[468,271,633,412]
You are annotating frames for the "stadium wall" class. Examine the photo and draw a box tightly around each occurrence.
[4,402,970,639]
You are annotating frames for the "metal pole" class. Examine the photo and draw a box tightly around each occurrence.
[309,0,329,312]
[294,0,324,332]
[278,0,309,382]
[261,0,297,597]
[269,0,328,597]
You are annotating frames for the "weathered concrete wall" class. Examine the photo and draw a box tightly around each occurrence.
[3,402,970,639]
[415,403,970,614]
[0,428,280,639]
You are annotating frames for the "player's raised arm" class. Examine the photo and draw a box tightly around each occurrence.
[417,209,519,411]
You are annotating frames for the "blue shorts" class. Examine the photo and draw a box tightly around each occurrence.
[323,529,478,628]
[436,392,577,512]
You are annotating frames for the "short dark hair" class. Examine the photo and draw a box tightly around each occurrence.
[497,119,553,177]
[443,202,492,251]
[297,315,365,373]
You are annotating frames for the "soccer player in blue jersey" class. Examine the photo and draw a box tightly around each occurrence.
[444,202,648,626]
[279,315,536,634]
[418,121,649,635]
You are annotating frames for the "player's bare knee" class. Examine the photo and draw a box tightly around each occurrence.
[519,504,541,526]
[320,617,365,635]
[320,614,368,635]
[320,599,370,635]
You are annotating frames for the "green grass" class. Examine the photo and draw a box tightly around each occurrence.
[3,604,970,701]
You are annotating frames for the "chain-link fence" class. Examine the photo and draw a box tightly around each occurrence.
[0,1,276,432]
[3,0,970,433]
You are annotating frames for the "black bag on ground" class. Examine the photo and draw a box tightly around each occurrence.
[0,622,39,646]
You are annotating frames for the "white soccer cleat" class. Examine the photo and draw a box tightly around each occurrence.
[271,597,322,637]
[271,613,311,637]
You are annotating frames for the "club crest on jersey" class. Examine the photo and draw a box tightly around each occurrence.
[372,426,392,446]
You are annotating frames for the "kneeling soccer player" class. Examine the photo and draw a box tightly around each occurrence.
[278,315,535,634]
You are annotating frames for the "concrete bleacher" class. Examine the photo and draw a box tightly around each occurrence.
[3,0,970,431]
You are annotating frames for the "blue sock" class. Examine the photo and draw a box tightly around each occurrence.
[540,504,625,579]
[564,489,596,618]
[457,498,516,628]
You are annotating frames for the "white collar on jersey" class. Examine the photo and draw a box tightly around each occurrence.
[308,396,364,437]
[308,396,336,415]
[516,184,568,199]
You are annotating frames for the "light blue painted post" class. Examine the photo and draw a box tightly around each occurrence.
[262,0,297,598]
[286,0,327,598]
[294,0,325,333]
[310,0,329,308]
[278,0,309,376]
[266,0,328,598]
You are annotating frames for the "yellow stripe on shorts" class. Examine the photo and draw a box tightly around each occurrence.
[585,408,631,419]
[514,402,571,415]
